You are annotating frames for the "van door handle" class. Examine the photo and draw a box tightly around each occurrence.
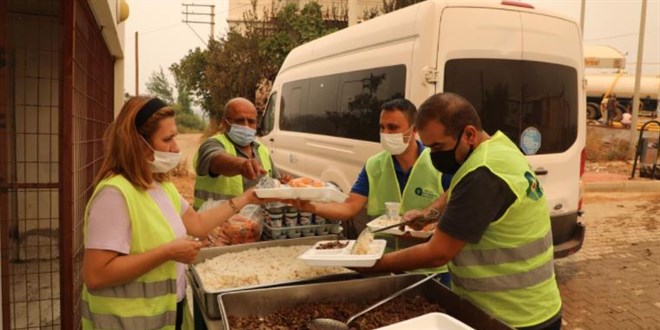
[269,138,274,142]
[534,167,548,176]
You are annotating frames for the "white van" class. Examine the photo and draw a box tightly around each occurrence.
[259,0,586,258]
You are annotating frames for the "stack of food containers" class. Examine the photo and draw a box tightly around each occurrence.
[263,204,343,239]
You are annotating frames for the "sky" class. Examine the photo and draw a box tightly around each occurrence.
[122,0,660,96]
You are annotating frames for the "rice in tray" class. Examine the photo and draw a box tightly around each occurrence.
[352,231,374,255]
[195,245,351,291]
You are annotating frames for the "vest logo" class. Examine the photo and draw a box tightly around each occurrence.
[524,171,544,200]
[415,187,437,199]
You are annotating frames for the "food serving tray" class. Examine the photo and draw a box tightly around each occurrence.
[254,187,348,203]
[218,274,513,330]
[367,214,434,238]
[378,312,474,330]
[187,235,360,319]
[298,239,387,267]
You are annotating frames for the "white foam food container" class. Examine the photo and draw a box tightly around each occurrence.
[367,214,434,238]
[298,239,387,267]
[377,312,475,330]
[255,187,348,203]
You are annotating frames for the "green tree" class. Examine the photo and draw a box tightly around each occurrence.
[362,0,425,20]
[170,46,215,113]
[145,67,174,104]
[171,1,345,132]
[146,67,206,133]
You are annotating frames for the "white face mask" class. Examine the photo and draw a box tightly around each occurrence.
[380,126,414,155]
[225,120,256,147]
[140,136,182,173]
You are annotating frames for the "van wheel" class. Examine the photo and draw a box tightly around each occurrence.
[586,103,601,120]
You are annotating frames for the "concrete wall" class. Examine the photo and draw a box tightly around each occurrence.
[88,0,127,115]
[227,0,381,28]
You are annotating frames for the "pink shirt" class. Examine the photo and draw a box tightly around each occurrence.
[85,184,190,301]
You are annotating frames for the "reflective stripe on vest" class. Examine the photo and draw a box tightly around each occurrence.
[365,148,442,217]
[451,258,554,292]
[87,278,177,299]
[452,231,553,267]
[81,299,176,330]
[82,176,180,330]
[447,132,561,328]
[193,134,272,209]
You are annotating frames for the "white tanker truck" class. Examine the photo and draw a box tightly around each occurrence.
[585,73,659,121]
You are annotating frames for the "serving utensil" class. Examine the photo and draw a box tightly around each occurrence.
[307,274,436,330]
[351,208,441,254]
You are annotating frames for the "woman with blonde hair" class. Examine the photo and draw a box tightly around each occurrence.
[81,96,263,329]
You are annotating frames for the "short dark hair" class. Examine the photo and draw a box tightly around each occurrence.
[416,93,482,137]
[381,98,417,126]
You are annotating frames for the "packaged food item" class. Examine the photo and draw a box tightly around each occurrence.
[288,177,325,188]
[204,202,263,246]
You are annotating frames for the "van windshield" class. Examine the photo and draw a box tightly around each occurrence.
[444,59,578,155]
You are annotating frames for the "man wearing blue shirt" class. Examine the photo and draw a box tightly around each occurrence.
[294,98,451,281]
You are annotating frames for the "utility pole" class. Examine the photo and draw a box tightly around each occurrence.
[135,31,139,95]
[182,3,215,42]
[579,0,586,38]
[630,0,647,145]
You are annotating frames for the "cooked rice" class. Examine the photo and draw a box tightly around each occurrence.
[352,231,374,255]
[195,245,351,291]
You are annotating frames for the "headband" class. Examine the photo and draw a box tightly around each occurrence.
[135,98,168,128]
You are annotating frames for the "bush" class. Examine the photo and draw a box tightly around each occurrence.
[586,128,633,161]
[176,111,206,133]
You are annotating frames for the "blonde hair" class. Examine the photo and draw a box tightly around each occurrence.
[94,96,176,190]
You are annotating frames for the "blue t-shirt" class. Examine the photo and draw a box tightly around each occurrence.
[351,141,452,196]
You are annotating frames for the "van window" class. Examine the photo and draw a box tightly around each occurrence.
[280,65,406,142]
[444,59,578,154]
[260,93,277,136]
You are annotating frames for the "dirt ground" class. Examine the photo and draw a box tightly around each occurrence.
[173,133,202,204]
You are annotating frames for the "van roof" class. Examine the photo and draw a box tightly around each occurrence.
[278,0,577,75]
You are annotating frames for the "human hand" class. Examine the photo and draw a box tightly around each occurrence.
[243,189,278,205]
[165,238,203,264]
[278,174,292,184]
[400,209,424,231]
[240,158,267,180]
[284,198,316,213]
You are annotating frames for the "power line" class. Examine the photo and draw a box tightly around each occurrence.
[585,30,658,42]
[141,22,183,34]
[185,22,208,45]
[182,3,216,41]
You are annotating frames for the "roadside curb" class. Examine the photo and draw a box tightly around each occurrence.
[585,180,660,192]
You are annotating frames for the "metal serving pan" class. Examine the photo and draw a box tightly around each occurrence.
[218,273,513,330]
[188,235,359,319]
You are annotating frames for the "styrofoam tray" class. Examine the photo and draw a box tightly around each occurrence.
[255,187,348,203]
[298,239,387,267]
[377,312,474,330]
[367,214,434,238]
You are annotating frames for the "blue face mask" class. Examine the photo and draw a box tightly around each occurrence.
[226,121,256,147]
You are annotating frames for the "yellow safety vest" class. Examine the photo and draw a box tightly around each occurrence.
[81,175,193,329]
[365,148,442,216]
[193,134,272,209]
[447,131,561,328]
[365,148,447,274]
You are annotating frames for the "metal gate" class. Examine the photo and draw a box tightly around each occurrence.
[64,0,115,328]
[0,0,114,328]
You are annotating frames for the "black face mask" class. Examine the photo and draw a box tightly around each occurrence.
[430,128,473,175]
